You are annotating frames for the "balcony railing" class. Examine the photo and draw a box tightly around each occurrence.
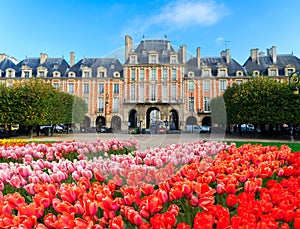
[123,98,184,104]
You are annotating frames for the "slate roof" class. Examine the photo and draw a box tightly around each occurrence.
[186,56,245,77]
[0,58,16,76]
[125,38,181,65]
[243,54,300,76]
[14,57,70,77]
[68,58,123,78]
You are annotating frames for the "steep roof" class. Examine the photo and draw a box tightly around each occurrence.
[69,58,123,78]
[14,57,70,77]
[186,56,244,77]
[0,58,16,73]
[243,54,300,76]
[125,38,182,65]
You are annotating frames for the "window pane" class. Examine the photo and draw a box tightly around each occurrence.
[113,98,119,112]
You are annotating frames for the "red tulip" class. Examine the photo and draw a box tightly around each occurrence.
[102,196,119,211]
[226,193,237,207]
[177,222,191,229]
[109,216,124,229]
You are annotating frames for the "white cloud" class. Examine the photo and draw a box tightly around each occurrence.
[122,0,229,40]
[154,0,229,28]
[216,37,225,44]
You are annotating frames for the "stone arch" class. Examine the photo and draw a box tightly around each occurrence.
[202,116,211,126]
[96,115,105,132]
[146,107,161,128]
[128,109,138,128]
[169,109,179,130]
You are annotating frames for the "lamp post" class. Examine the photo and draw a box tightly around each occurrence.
[288,71,300,141]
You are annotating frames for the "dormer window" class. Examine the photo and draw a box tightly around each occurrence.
[170,55,177,64]
[97,67,107,78]
[252,70,260,77]
[114,72,120,78]
[6,69,15,78]
[83,71,90,78]
[38,71,45,77]
[68,72,76,77]
[236,71,243,76]
[130,55,137,64]
[217,67,227,77]
[285,65,295,76]
[202,68,211,77]
[149,54,158,64]
[54,63,58,69]
[268,66,278,76]
[53,71,61,77]
[111,64,115,69]
[188,71,194,77]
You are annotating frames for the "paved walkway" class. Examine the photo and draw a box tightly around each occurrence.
[14,132,298,151]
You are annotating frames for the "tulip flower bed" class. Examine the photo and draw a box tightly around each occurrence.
[0,139,299,228]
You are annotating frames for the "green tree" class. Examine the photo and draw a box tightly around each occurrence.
[0,79,88,136]
[223,77,300,129]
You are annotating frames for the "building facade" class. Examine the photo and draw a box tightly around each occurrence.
[1,36,300,132]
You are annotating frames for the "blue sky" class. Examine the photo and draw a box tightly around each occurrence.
[1,0,299,64]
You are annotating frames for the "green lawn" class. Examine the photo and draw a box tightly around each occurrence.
[227,141,300,152]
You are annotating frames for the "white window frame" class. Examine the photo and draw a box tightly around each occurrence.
[202,69,211,77]
[83,83,89,95]
[162,68,168,80]
[219,80,227,91]
[113,84,119,94]
[130,55,137,64]
[131,68,136,81]
[171,68,177,80]
[98,83,105,94]
[162,83,168,102]
[188,81,194,92]
[98,98,104,112]
[130,84,136,101]
[139,68,145,81]
[150,84,157,102]
[203,80,210,92]
[204,96,210,112]
[68,83,75,94]
[170,55,177,64]
[113,97,119,112]
[268,67,278,76]
[150,68,156,80]
[149,54,158,64]
[139,83,144,102]
[171,83,177,101]
[6,69,15,78]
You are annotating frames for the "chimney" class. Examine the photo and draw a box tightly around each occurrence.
[40,53,48,64]
[70,51,75,67]
[0,53,7,62]
[197,47,201,68]
[167,41,171,50]
[125,35,133,62]
[180,45,186,63]
[250,48,260,64]
[267,46,277,64]
[225,49,230,63]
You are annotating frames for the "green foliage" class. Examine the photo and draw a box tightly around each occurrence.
[0,79,88,128]
[223,77,300,125]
